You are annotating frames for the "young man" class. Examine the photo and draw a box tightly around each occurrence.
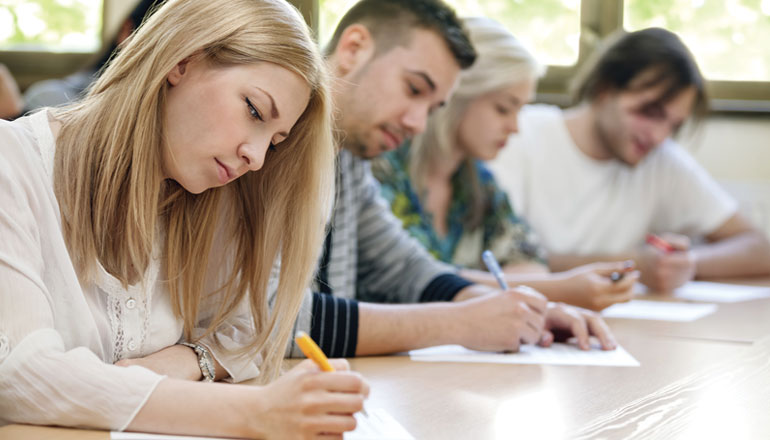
[285,0,617,359]
[490,27,770,292]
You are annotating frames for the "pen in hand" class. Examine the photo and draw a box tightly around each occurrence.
[294,331,368,416]
[610,260,636,283]
[646,233,675,253]
[481,250,509,290]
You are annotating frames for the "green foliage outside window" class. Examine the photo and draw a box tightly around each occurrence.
[625,0,770,82]
[318,0,580,66]
[0,0,102,52]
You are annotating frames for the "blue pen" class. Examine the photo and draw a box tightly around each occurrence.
[482,250,509,290]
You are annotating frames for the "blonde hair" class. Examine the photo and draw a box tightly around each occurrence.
[52,0,335,382]
[406,17,542,229]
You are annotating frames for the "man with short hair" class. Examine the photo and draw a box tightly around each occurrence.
[490,27,770,292]
[285,0,616,358]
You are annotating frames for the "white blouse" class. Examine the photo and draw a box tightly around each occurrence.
[0,111,260,430]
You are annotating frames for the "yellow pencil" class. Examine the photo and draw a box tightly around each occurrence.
[295,331,335,372]
[294,331,368,416]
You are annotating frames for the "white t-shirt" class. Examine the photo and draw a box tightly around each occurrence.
[0,111,260,430]
[488,104,737,256]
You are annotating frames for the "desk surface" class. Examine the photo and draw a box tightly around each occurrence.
[2,278,769,440]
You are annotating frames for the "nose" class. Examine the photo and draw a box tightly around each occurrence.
[238,139,270,173]
[504,114,520,135]
[401,102,431,136]
[649,120,672,147]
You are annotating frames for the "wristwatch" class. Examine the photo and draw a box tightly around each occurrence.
[181,342,216,382]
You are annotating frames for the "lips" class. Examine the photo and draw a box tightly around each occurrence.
[215,158,232,184]
[632,139,651,157]
[381,128,402,150]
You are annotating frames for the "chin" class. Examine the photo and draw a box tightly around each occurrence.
[177,179,209,195]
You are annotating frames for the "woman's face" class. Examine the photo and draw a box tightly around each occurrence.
[455,78,536,162]
[163,57,311,194]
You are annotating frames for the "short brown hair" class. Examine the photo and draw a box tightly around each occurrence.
[325,0,476,69]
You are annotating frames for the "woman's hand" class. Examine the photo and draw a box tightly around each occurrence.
[539,302,617,351]
[115,344,202,381]
[250,358,370,439]
[555,262,639,311]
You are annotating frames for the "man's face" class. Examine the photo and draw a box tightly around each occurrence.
[334,28,461,159]
[593,80,697,167]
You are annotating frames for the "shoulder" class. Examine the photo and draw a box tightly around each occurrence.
[0,115,46,173]
[371,144,409,184]
[23,70,94,110]
[644,138,707,174]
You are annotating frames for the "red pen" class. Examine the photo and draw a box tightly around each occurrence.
[646,233,675,253]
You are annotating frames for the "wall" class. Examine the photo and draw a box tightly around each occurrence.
[685,116,770,234]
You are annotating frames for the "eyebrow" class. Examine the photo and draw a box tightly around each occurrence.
[254,86,280,119]
[505,95,521,107]
[405,69,436,92]
[254,86,289,140]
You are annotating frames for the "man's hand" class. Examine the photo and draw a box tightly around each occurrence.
[637,233,695,292]
[455,285,548,352]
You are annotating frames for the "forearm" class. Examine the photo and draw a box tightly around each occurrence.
[128,379,261,438]
[356,301,465,355]
[547,253,631,272]
[694,230,770,278]
[502,261,549,274]
[117,344,229,381]
[459,268,572,303]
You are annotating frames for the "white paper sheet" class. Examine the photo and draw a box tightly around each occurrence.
[346,408,415,440]
[409,343,639,367]
[602,299,717,321]
[110,408,413,440]
[672,281,770,303]
[111,434,228,440]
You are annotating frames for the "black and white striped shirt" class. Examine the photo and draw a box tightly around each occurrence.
[285,149,473,358]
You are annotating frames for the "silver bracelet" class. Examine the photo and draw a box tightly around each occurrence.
[180,342,216,382]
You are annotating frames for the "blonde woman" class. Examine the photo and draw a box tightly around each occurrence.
[0,0,368,437]
[373,17,639,313]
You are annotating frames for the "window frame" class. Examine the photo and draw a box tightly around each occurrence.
[0,0,109,91]
[4,0,766,112]
[306,0,770,113]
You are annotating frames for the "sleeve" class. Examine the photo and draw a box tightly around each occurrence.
[282,289,360,359]
[483,174,548,267]
[0,152,163,430]
[653,143,739,236]
[194,253,276,382]
[193,303,262,383]
[355,164,469,304]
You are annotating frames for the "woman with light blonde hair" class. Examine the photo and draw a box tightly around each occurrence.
[0,0,368,437]
[373,16,639,313]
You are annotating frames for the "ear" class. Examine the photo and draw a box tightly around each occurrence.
[332,24,375,77]
[167,57,192,86]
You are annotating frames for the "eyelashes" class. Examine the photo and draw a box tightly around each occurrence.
[245,97,279,152]
[245,97,264,121]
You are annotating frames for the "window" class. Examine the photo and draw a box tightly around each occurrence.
[0,0,103,52]
[625,0,770,82]
[0,0,104,90]
[315,0,770,111]
[319,0,580,67]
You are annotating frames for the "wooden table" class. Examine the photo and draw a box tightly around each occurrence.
[3,278,769,439]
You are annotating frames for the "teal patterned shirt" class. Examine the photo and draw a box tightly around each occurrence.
[372,143,547,270]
